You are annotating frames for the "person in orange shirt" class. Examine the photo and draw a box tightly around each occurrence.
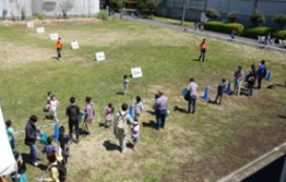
[198,38,208,62]
[55,37,63,59]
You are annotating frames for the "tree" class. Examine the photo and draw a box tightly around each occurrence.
[60,0,74,19]
[138,0,161,14]
[206,8,220,20]
[273,14,286,29]
[227,11,239,23]
[250,9,265,27]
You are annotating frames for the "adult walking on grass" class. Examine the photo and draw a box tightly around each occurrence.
[82,97,94,136]
[24,115,42,166]
[187,78,198,113]
[198,38,208,62]
[233,66,244,96]
[66,97,80,143]
[214,78,227,105]
[55,37,62,59]
[257,60,267,90]
[153,90,168,130]
[114,103,138,153]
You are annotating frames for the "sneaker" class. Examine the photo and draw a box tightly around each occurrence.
[33,162,38,167]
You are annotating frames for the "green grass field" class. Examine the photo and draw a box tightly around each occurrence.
[1,18,286,182]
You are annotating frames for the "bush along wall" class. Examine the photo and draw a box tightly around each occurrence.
[272,30,286,41]
[204,21,244,35]
[242,27,275,39]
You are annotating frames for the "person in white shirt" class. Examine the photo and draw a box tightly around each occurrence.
[49,95,60,121]
[133,96,143,122]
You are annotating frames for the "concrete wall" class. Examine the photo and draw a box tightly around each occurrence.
[156,0,286,28]
[0,0,100,19]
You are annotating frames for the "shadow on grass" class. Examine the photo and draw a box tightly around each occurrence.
[51,57,59,60]
[275,84,285,87]
[21,153,42,166]
[207,100,216,105]
[102,140,121,152]
[174,106,188,113]
[278,115,286,119]
[116,92,124,95]
[192,59,199,62]
[142,120,156,129]
[146,110,155,115]
[38,164,48,171]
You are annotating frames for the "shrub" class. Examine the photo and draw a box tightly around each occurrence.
[250,9,265,27]
[37,13,45,20]
[21,8,26,20]
[148,15,154,20]
[242,27,274,39]
[146,0,158,15]
[227,11,239,23]
[204,21,244,35]
[206,8,220,20]
[272,30,286,41]
[96,11,109,21]
[111,0,128,12]
[273,14,286,30]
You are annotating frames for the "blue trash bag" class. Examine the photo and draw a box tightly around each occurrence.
[38,133,48,145]
[78,113,84,123]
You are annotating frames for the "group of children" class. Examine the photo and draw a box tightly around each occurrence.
[104,95,143,151]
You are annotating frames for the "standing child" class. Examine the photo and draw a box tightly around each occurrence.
[46,91,52,110]
[104,103,114,129]
[133,96,143,122]
[214,79,227,105]
[11,151,27,182]
[6,120,15,150]
[58,126,70,164]
[123,75,130,95]
[42,136,56,156]
[130,121,140,151]
[49,95,60,122]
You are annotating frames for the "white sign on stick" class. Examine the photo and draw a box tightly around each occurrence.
[27,22,34,28]
[131,67,143,78]
[96,52,105,61]
[37,27,45,33]
[71,41,79,49]
[50,33,59,40]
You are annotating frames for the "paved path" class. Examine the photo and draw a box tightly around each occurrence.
[117,14,286,53]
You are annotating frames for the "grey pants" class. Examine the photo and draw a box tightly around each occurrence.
[117,129,127,153]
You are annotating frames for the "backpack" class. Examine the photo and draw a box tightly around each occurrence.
[50,160,67,182]
[69,105,78,123]
[116,112,127,130]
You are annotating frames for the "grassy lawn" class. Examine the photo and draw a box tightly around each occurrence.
[153,16,195,27]
[0,18,286,182]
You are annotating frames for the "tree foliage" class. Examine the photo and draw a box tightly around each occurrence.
[227,11,239,23]
[138,0,161,14]
[60,0,74,19]
[273,14,286,29]
[250,9,265,27]
[206,8,220,20]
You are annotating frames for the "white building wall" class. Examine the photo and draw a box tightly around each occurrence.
[0,0,100,19]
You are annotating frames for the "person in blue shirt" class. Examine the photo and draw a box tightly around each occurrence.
[42,136,56,156]
[257,60,267,89]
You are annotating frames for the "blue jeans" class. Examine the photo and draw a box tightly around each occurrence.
[57,48,61,58]
[30,144,38,163]
[198,50,206,61]
[188,96,197,113]
[248,85,254,96]
[156,110,166,130]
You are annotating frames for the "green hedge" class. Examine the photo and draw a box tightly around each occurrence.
[272,30,286,41]
[204,21,244,35]
[242,27,275,39]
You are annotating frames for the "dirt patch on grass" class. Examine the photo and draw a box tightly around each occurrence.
[0,40,53,67]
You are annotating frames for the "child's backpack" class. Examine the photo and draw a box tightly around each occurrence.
[116,112,127,130]
[50,160,67,182]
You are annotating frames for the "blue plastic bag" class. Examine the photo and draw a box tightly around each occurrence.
[78,113,84,123]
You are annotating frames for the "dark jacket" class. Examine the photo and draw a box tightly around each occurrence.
[248,72,256,87]
[66,104,80,123]
[24,121,40,146]
[217,82,227,95]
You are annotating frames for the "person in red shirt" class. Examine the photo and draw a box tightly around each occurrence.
[55,37,63,59]
[198,38,208,62]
